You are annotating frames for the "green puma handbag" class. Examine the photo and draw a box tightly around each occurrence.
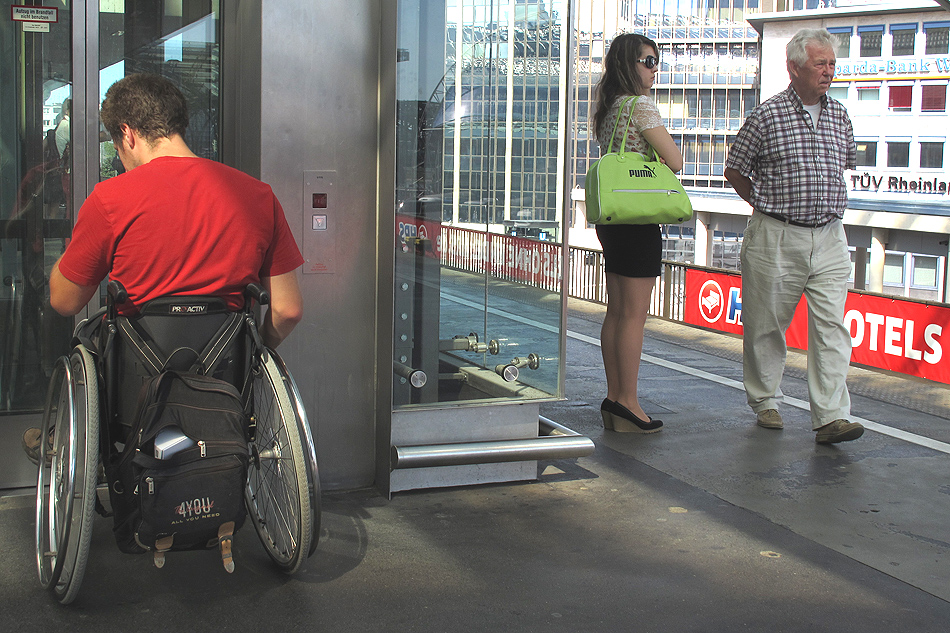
[585,95,692,225]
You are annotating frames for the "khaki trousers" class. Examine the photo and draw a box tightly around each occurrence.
[740,212,852,429]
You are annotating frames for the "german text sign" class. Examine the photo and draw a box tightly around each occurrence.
[11,6,59,22]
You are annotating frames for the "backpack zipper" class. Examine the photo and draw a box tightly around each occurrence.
[143,453,245,494]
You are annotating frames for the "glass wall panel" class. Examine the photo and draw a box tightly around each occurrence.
[884,253,905,286]
[912,256,938,289]
[394,0,566,408]
[827,86,848,101]
[888,85,912,110]
[828,29,851,58]
[921,85,947,112]
[0,1,220,416]
[0,2,73,412]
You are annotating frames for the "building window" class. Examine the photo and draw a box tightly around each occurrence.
[890,25,917,56]
[888,85,912,110]
[924,23,950,55]
[827,27,852,58]
[859,26,883,57]
[856,141,877,167]
[827,86,848,101]
[920,142,944,169]
[921,84,947,112]
[911,255,939,289]
[887,141,910,167]
[883,253,905,286]
[857,87,880,101]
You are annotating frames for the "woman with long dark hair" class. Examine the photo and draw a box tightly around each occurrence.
[591,33,683,433]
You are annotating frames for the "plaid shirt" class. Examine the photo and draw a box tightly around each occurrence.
[725,85,856,224]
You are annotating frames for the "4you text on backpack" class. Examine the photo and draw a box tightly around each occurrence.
[106,371,249,572]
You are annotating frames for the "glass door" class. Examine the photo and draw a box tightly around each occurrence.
[1,1,74,413]
[1,0,221,489]
[0,0,221,416]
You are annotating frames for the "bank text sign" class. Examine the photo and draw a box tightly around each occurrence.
[835,56,950,78]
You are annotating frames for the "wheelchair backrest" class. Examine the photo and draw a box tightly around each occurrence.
[108,295,252,432]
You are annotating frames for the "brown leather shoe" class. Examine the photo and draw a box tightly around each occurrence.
[22,427,53,466]
[815,419,864,444]
[756,409,783,429]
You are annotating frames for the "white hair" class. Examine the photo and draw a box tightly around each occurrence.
[786,28,837,66]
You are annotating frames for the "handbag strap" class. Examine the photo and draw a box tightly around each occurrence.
[606,95,660,162]
[606,95,637,154]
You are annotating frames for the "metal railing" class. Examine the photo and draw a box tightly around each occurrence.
[438,230,694,322]
[566,245,690,322]
[566,246,606,305]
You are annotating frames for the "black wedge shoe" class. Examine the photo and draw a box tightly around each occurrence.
[600,398,615,431]
[605,400,663,434]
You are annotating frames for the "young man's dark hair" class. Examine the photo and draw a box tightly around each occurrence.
[99,73,189,144]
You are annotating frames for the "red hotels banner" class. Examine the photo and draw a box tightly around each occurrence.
[684,268,950,385]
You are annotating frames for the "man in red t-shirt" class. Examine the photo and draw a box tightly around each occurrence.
[24,73,303,463]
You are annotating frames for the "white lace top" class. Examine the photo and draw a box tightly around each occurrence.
[596,94,664,156]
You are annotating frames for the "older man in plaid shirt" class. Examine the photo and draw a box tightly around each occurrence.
[724,28,863,445]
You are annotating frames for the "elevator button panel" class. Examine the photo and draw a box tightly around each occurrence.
[302,170,337,274]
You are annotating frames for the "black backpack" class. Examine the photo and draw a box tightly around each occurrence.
[106,370,249,571]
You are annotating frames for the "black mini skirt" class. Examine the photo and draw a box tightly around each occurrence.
[595,223,662,278]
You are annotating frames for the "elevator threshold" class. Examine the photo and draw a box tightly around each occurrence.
[390,416,594,471]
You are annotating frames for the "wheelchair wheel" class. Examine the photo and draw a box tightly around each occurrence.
[35,346,100,604]
[269,350,321,557]
[245,351,313,573]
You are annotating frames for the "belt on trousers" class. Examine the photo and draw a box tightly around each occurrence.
[756,210,838,228]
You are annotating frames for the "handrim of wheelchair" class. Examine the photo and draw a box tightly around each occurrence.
[34,282,320,604]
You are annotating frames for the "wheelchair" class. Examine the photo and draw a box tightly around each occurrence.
[34,281,320,604]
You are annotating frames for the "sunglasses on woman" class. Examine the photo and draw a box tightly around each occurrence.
[637,56,660,69]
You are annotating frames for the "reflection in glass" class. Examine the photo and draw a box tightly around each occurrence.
[394,0,566,408]
[100,2,220,181]
[855,141,877,167]
[859,30,882,58]
[891,29,916,57]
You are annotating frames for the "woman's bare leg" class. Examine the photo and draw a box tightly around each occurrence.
[601,273,656,421]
